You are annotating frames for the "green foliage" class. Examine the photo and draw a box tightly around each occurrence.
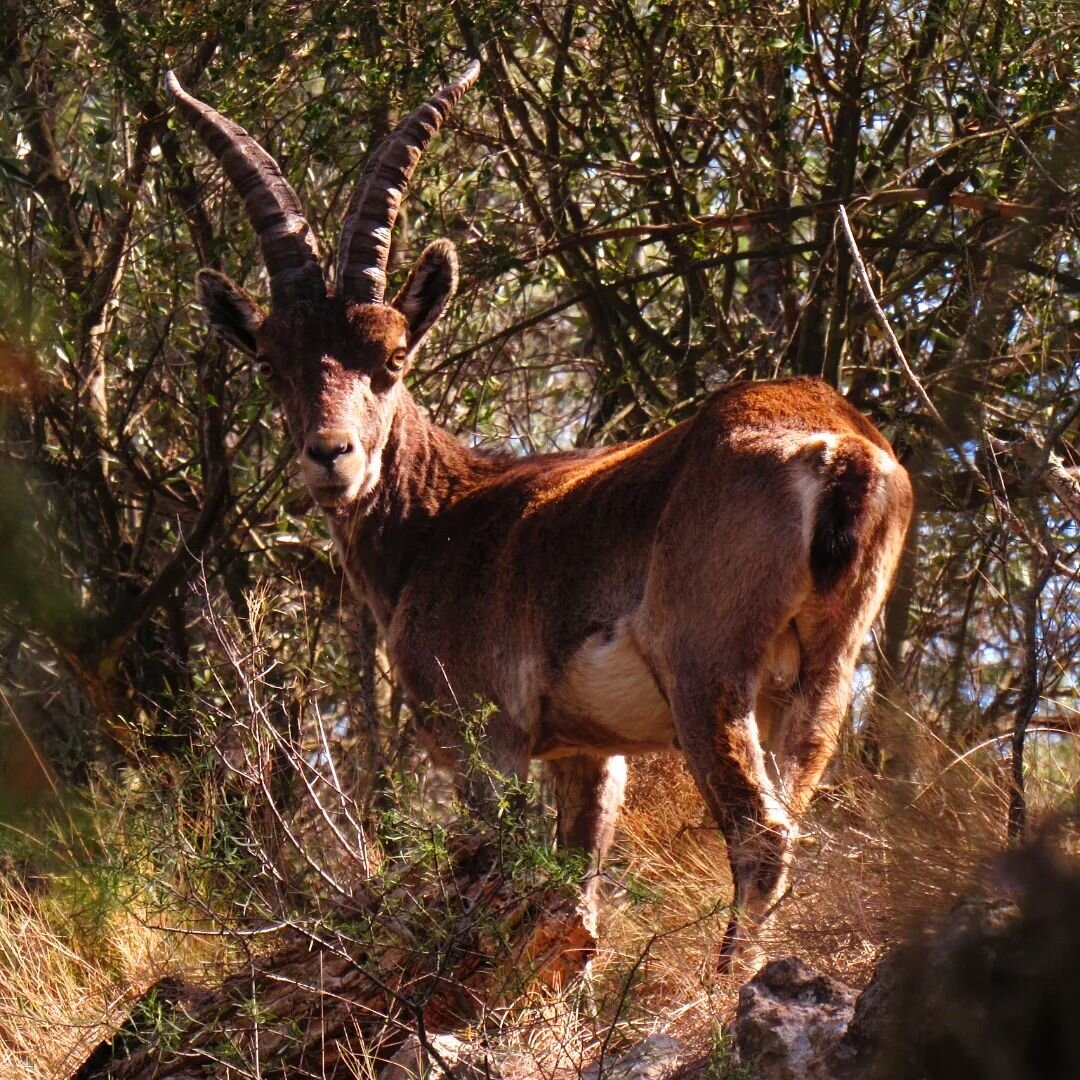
[703,1025,752,1080]
[0,0,1076,916]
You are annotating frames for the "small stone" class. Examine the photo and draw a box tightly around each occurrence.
[379,1033,500,1080]
[583,1033,686,1080]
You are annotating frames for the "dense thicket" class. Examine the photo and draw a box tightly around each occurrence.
[1,0,1077,819]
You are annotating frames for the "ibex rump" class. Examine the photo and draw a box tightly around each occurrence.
[167,62,913,968]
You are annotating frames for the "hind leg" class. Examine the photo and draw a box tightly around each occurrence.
[773,673,855,817]
[757,622,804,789]
[547,754,628,930]
[637,469,813,970]
[770,604,881,816]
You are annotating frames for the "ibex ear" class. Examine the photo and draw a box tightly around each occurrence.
[195,269,266,357]
[391,239,458,358]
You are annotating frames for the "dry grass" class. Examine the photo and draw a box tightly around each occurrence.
[0,778,235,1078]
[2,704,1075,1079]
[0,876,220,1079]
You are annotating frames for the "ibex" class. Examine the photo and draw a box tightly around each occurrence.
[166,62,912,968]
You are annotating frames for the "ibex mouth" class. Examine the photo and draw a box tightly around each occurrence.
[310,484,351,509]
[304,451,381,511]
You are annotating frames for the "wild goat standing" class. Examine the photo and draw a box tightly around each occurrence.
[166,61,912,969]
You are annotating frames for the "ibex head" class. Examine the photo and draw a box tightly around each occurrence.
[166,62,480,510]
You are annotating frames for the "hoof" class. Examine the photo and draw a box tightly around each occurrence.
[718,936,767,978]
[718,912,767,978]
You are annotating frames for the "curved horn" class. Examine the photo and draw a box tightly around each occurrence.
[165,71,325,307]
[337,60,480,304]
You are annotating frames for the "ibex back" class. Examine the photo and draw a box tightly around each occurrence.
[167,62,913,969]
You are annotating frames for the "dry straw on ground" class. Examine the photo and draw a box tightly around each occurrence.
[1,698,1075,1078]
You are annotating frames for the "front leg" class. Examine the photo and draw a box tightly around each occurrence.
[547,753,628,932]
[415,704,601,986]
[414,700,533,825]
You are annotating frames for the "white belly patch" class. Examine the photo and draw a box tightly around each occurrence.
[542,625,676,757]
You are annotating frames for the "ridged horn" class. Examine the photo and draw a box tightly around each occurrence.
[337,60,480,304]
[165,71,325,307]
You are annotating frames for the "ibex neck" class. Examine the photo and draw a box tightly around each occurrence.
[329,391,491,624]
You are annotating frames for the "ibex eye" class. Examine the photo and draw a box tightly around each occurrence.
[387,348,407,373]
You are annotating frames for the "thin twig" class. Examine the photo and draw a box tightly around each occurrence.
[836,203,1071,575]
[0,684,59,797]
[836,202,952,442]
[1008,560,1053,842]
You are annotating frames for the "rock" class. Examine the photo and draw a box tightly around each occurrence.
[825,949,906,1079]
[828,839,1080,1080]
[379,1028,685,1080]
[734,956,857,1079]
[379,1033,503,1080]
[583,1033,686,1080]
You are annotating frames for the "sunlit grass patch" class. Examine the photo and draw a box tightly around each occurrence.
[0,835,224,1079]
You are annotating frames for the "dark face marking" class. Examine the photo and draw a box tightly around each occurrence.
[256,301,410,510]
[198,242,459,514]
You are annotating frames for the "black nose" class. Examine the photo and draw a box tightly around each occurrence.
[306,436,352,467]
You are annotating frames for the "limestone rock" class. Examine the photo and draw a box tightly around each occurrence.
[379,1033,502,1080]
[734,955,856,1079]
[583,1033,686,1080]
